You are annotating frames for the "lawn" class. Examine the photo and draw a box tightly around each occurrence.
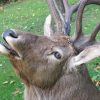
[0,0,100,100]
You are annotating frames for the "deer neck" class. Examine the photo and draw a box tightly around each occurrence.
[24,64,95,100]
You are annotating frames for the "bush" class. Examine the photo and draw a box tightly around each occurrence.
[0,0,18,4]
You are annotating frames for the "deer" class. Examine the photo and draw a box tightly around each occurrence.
[0,0,100,100]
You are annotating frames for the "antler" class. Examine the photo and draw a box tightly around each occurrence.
[74,0,100,52]
[89,23,100,41]
[87,0,100,5]
[47,0,80,35]
[63,0,80,35]
[47,0,64,35]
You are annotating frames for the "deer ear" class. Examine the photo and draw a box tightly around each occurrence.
[44,15,53,37]
[70,45,100,68]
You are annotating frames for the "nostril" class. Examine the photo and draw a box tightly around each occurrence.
[2,29,18,39]
[9,31,18,38]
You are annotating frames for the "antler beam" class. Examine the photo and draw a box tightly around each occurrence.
[47,0,80,35]
[74,0,100,52]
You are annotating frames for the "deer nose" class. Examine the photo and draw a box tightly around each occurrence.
[2,29,18,39]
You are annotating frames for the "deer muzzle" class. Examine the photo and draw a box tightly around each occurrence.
[0,29,21,59]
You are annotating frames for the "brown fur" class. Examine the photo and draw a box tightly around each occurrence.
[4,31,99,100]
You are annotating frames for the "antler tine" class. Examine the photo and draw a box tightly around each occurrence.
[53,0,66,34]
[62,0,71,35]
[70,2,80,14]
[48,0,71,35]
[86,0,100,42]
[55,0,80,35]
[75,0,87,40]
[73,0,100,52]
[89,23,100,42]
[75,0,100,40]
[87,0,100,5]
[63,0,80,35]
[47,0,80,36]
[47,0,65,35]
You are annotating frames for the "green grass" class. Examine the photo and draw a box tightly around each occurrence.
[0,0,100,100]
[0,56,23,100]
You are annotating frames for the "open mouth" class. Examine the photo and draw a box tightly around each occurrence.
[0,29,20,58]
[0,41,19,57]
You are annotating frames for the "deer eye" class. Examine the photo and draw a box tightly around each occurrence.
[52,51,61,59]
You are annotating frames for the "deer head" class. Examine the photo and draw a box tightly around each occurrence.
[0,0,100,90]
[0,28,75,88]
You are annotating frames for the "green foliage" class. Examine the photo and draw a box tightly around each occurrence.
[0,0,100,100]
[0,0,18,4]
[0,0,8,4]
